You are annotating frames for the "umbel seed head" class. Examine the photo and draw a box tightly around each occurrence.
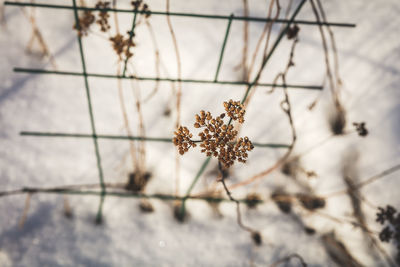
[173,100,253,168]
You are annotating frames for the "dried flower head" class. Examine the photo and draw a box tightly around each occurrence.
[109,33,135,60]
[95,1,111,32]
[224,99,246,123]
[173,126,196,155]
[73,10,95,37]
[131,0,151,18]
[173,100,253,168]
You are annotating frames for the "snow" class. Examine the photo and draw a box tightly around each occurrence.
[1,0,400,266]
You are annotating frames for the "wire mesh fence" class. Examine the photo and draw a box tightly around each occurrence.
[3,0,343,219]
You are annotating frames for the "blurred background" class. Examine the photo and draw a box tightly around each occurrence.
[0,0,399,266]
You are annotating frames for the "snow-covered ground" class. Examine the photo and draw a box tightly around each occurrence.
[1,0,400,266]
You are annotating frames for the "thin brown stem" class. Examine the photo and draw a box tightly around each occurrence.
[217,163,259,240]
[323,163,400,198]
[227,38,298,191]
[244,0,280,104]
[166,0,182,196]
[18,193,31,229]
[241,0,249,81]
[309,0,341,108]
[128,66,146,173]
[143,20,161,102]
[112,0,120,35]
[20,3,57,69]
[316,0,341,89]
[116,63,139,172]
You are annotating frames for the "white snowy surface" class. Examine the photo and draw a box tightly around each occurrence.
[1,0,400,266]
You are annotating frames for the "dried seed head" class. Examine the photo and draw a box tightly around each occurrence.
[95,1,111,32]
[174,100,253,168]
[73,10,95,37]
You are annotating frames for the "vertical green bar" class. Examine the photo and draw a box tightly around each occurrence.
[179,156,211,219]
[72,0,106,223]
[214,14,234,82]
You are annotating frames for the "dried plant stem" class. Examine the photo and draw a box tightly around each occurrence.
[128,68,146,172]
[313,210,379,235]
[111,4,143,174]
[166,0,182,127]
[227,38,299,191]
[241,0,249,81]
[116,64,140,172]
[344,175,387,264]
[194,37,298,197]
[166,0,182,196]
[316,0,341,88]
[309,0,342,110]
[112,0,120,35]
[235,0,279,135]
[18,193,31,229]
[246,0,277,81]
[244,0,280,104]
[143,20,161,102]
[280,0,293,31]
[323,163,400,198]
[20,4,57,68]
[218,163,259,238]
[1,2,6,26]
[317,212,399,265]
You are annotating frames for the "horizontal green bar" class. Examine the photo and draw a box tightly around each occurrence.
[14,68,323,90]
[20,131,172,143]
[4,1,356,28]
[1,187,260,204]
[20,131,290,148]
[252,142,289,148]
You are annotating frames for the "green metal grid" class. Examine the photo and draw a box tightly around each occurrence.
[3,0,355,221]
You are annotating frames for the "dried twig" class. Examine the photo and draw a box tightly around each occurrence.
[241,0,249,81]
[143,20,161,102]
[309,0,346,135]
[166,0,183,196]
[116,64,140,173]
[226,37,299,191]
[20,4,57,68]
[217,162,261,245]
[18,193,31,229]
[322,163,400,198]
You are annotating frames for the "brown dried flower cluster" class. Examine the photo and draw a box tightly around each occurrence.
[95,1,111,32]
[74,1,151,38]
[73,10,95,37]
[173,100,254,168]
[109,33,135,60]
[131,0,151,18]
[173,126,197,155]
[224,99,246,123]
